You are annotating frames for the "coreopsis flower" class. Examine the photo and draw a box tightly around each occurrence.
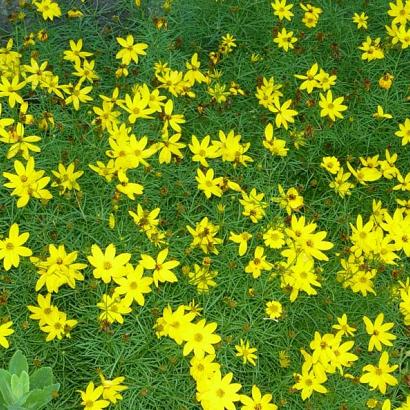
[51,163,84,194]
[271,0,294,21]
[352,12,368,29]
[115,170,144,200]
[188,134,219,167]
[87,244,131,284]
[318,90,347,121]
[99,373,127,404]
[190,354,220,382]
[363,313,396,352]
[263,227,285,249]
[245,246,272,278]
[155,132,186,164]
[235,339,258,365]
[373,105,392,120]
[187,264,218,293]
[186,217,223,254]
[0,322,14,349]
[79,382,110,409]
[116,34,148,65]
[196,370,241,410]
[378,73,394,89]
[196,168,223,198]
[140,248,179,287]
[97,294,132,325]
[162,99,185,133]
[229,231,252,256]
[360,351,398,394]
[31,244,86,293]
[240,188,268,223]
[321,156,340,174]
[265,300,283,320]
[240,385,278,410]
[40,310,77,341]
[184,53,207,84]
[388,0,410,25]
[294,63,320,93]
[1,122,41,160]
[65,82,93,110]
[293,362,328,400]
[0,75,25,108]
[269,98,298,129]
[63,39,93,64]
[33,0,62,20]
[27,293,58,326]
[395,118,410,145]
[273,28,297,52]
[359,37,384,61]
[272,184,304,214]
[183,319,221,357]
[332,314,356,337]
[0,223,32,271]
[219,33,237,53]
[263,123,288,156]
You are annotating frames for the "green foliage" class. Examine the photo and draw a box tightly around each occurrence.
[0,351,59,410]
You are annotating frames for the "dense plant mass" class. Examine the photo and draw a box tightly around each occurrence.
[0,0,409,408]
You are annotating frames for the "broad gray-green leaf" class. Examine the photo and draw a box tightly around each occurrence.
[10,372,29,401]
[29,368,53,391]
[24,384,60,409]
[8,352,28,377]
[0,369,13,405]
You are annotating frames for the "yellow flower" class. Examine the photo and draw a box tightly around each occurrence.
[321,156,340,175]
[99,373,127,404]
[373,105,392,120]
[114,263,153,305]
[245,246,272,278]
[293,362,328,400]
[116,34,148,65]
[97,294,132,325]
[352,12,368,29]
[229,231,252,256]
[271,0,294,21]
[87,243,131,284]
[363,313,396,352]
[319,90,347,121]
[360,351,398,394]
[0,321,14,349]
[65,82,93,110]
[51,163,84,194]
[265,300,283,320]
[378,73,394,89]
[33,0,62,21]
[0,75,25,108]
[235,339,258,366]
[140,248,179,287]
[188,134,219,167]
[79,382,110,409]
[240,385,278,410]
[263,123,288,156]
[183,319,221,357]
[268,98,298,129]
[332,314,356,337]
[196,168,223,199]
[273,28,297,52]
[0,223,32,271]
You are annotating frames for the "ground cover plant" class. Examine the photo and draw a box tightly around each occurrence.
[0,0,409,408]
